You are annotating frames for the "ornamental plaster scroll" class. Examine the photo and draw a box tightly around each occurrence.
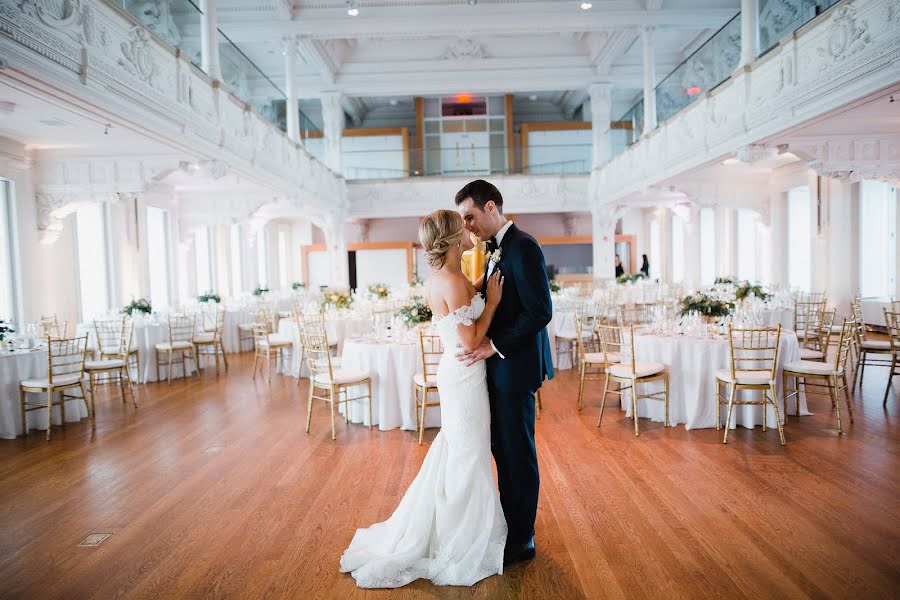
[36,190,121,244]
[440,37,486,61]
[784,134,900,185]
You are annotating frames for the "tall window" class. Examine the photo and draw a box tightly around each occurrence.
[649,218,661,280]
[859,180,897,297]
[75,203,111,321]
[194,226,212,294]
[787,186,812,292]
[671,213,685,283]
[0,180,16,321]
[736,209,758,281]
[256,228,268,287]
[146,206,170,311]
[230,223,243,297]
[277,229,289,287]
[699,208,716,285]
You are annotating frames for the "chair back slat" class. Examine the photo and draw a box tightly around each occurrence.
[47,335,87,382]
[834,318,856,372]
[727,325,781,380]
[301,327,334,381]
[883,310,900,355]
[167,315,195,344]
[41,315,67,339]
[94,317,125,355]
[418,330,443,384]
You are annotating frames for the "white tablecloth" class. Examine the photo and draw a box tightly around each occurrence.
[548,309,577,371]
[279,314,374,378]
[0,349,89,439]
[222,307,255,353]
[617,330,807,430]
[338,338,440,431]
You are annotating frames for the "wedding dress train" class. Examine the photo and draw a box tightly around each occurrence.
[339,295,506,588]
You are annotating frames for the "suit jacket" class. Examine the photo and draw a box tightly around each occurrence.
[481,223,554,393]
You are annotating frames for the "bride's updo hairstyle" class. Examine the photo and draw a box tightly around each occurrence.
[419,209,465,270]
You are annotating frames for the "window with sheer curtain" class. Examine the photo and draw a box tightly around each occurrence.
[0,180,16,322]
[699,208,716,285]
[75,203,111,321]
[194,227,212,294]
[736,209,758,281]
[230,224,243,297]
[859,180,897,298]
[788,186,812,292]
[671,213,685,283]
[146,206,170,311]
[648,218,661,280]
[256,228,268,287]
[278,229,289,287]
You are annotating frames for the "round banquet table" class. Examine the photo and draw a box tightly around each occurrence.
[279,313,374,378]
[614,329,808,430]
[0,349,89,439]
[338,337,441,431]
[548,309,577,371]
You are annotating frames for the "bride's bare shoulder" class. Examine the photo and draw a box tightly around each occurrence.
[430,271,475,308]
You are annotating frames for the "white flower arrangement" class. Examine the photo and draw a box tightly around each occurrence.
[489,248,503,265]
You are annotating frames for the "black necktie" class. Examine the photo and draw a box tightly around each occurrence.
[486,238,497,254]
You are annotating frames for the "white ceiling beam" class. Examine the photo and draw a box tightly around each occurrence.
[296,37,340,85]
[593,30,640,75]
[342,96,368,126]
[224,9,738,42]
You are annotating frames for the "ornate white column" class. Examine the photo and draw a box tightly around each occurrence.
[199,0,222,80]
[739,0,760,68]
[640,26,657,135]
[321,91,344,175]
[591,209,617,282]
[683,207,701,292]
[588,83,612,170]
[324,212,349,287]
[283,36,300,143]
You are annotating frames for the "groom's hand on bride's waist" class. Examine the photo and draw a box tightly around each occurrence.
[456,339,497,366]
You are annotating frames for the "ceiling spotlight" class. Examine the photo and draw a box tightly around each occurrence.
[346,0,358,16]
[467,0,478,5]
[528,94,538,101]
[581,1,593,9]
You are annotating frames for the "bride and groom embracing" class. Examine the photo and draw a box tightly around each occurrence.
[339,179,555,588]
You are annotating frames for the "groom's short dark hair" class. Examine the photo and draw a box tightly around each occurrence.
[455,179,503,214]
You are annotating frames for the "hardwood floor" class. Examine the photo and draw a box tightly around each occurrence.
[0,353,898,599]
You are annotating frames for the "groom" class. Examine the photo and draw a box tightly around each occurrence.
[455,179,554,567]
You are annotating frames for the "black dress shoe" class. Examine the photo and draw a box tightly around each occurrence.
[503,539,536,567]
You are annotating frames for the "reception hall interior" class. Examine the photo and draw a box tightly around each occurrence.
[0,0,898,597]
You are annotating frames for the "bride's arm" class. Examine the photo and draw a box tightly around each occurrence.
[445,272,503,352]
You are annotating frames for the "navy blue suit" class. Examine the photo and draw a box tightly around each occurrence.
[481,223,554,552]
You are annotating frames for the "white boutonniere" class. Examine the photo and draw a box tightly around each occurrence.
[489,248,503,265]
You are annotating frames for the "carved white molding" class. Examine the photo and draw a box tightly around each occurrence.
[785,134,900,185]
[440,37,486,61]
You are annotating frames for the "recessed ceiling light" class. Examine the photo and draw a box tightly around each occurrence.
[529,94,538,101]
[581,2,593,9]
[346,0,358,16]
[389,99,398,106]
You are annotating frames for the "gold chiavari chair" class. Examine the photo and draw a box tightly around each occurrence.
[413,329,443,445]
[154,314,200,384]
[84,318,136,424]
[251,310,293,384]
[597,323,669,437]
[881,310,900,407]
[574,314,617,411]
[19,335,88,440]
[716,325,784,445]
[783,320,855,435]
[302,326,372,440]
[798,308,835,362]
[852,302,893,388]
[237,321,256,352]
[535,388,543,419]
[794,299,826,347]
[40,314,67,339]
[94,316,139,377]
[193,306,228,375]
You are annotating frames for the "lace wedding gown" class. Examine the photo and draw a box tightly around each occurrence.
[339,294,507,588]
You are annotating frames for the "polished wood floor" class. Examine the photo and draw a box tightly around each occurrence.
[0,352,898,599]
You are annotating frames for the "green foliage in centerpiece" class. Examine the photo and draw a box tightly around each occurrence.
[617,272,648,285]
[734,281,771,301]
[253,286,269,297]
[679,293,735,318]
[123,298,152,315]
[368,283,390,299]
[0,319,14,342]
[291,281,306,291]
[714,276,738,286]
[322,290,353,310]
[548,279,562,293]
[397,296,433,326]
[197,290,221,303]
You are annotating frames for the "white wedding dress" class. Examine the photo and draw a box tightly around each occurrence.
[339,295,507,588]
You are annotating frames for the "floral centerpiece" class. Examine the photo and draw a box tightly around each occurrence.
[617,272,648,285]
[291,281,306,291]
[252,286,269,297]
[197,290,221,303]
[734,281,771,302]
[368,283,390,300]
[548,279,562,293]
[397,296,433,326]
[0,320,13,342]
[679,293,734,318]
[714,276,738,286]
[123,298,152,315]
[322,290,353,310]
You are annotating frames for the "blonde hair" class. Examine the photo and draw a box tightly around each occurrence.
[419,210,465,270]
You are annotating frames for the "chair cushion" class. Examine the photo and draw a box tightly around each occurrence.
[85,359,126,370]
[784,360,841,376]
[607,361,666,378]
[313,357,342,369]
[799,348,825,360]
[861,340,891,351]
[238,323,255,331]
[414,372,438,388]
[193,333,215,343]
[278,310,292,318]
[715,369,774,385]
[313,369,370,385]
[155,341,193,351]
[21,373,82,389]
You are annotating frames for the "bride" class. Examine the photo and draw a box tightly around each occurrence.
[339,209,507,588]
